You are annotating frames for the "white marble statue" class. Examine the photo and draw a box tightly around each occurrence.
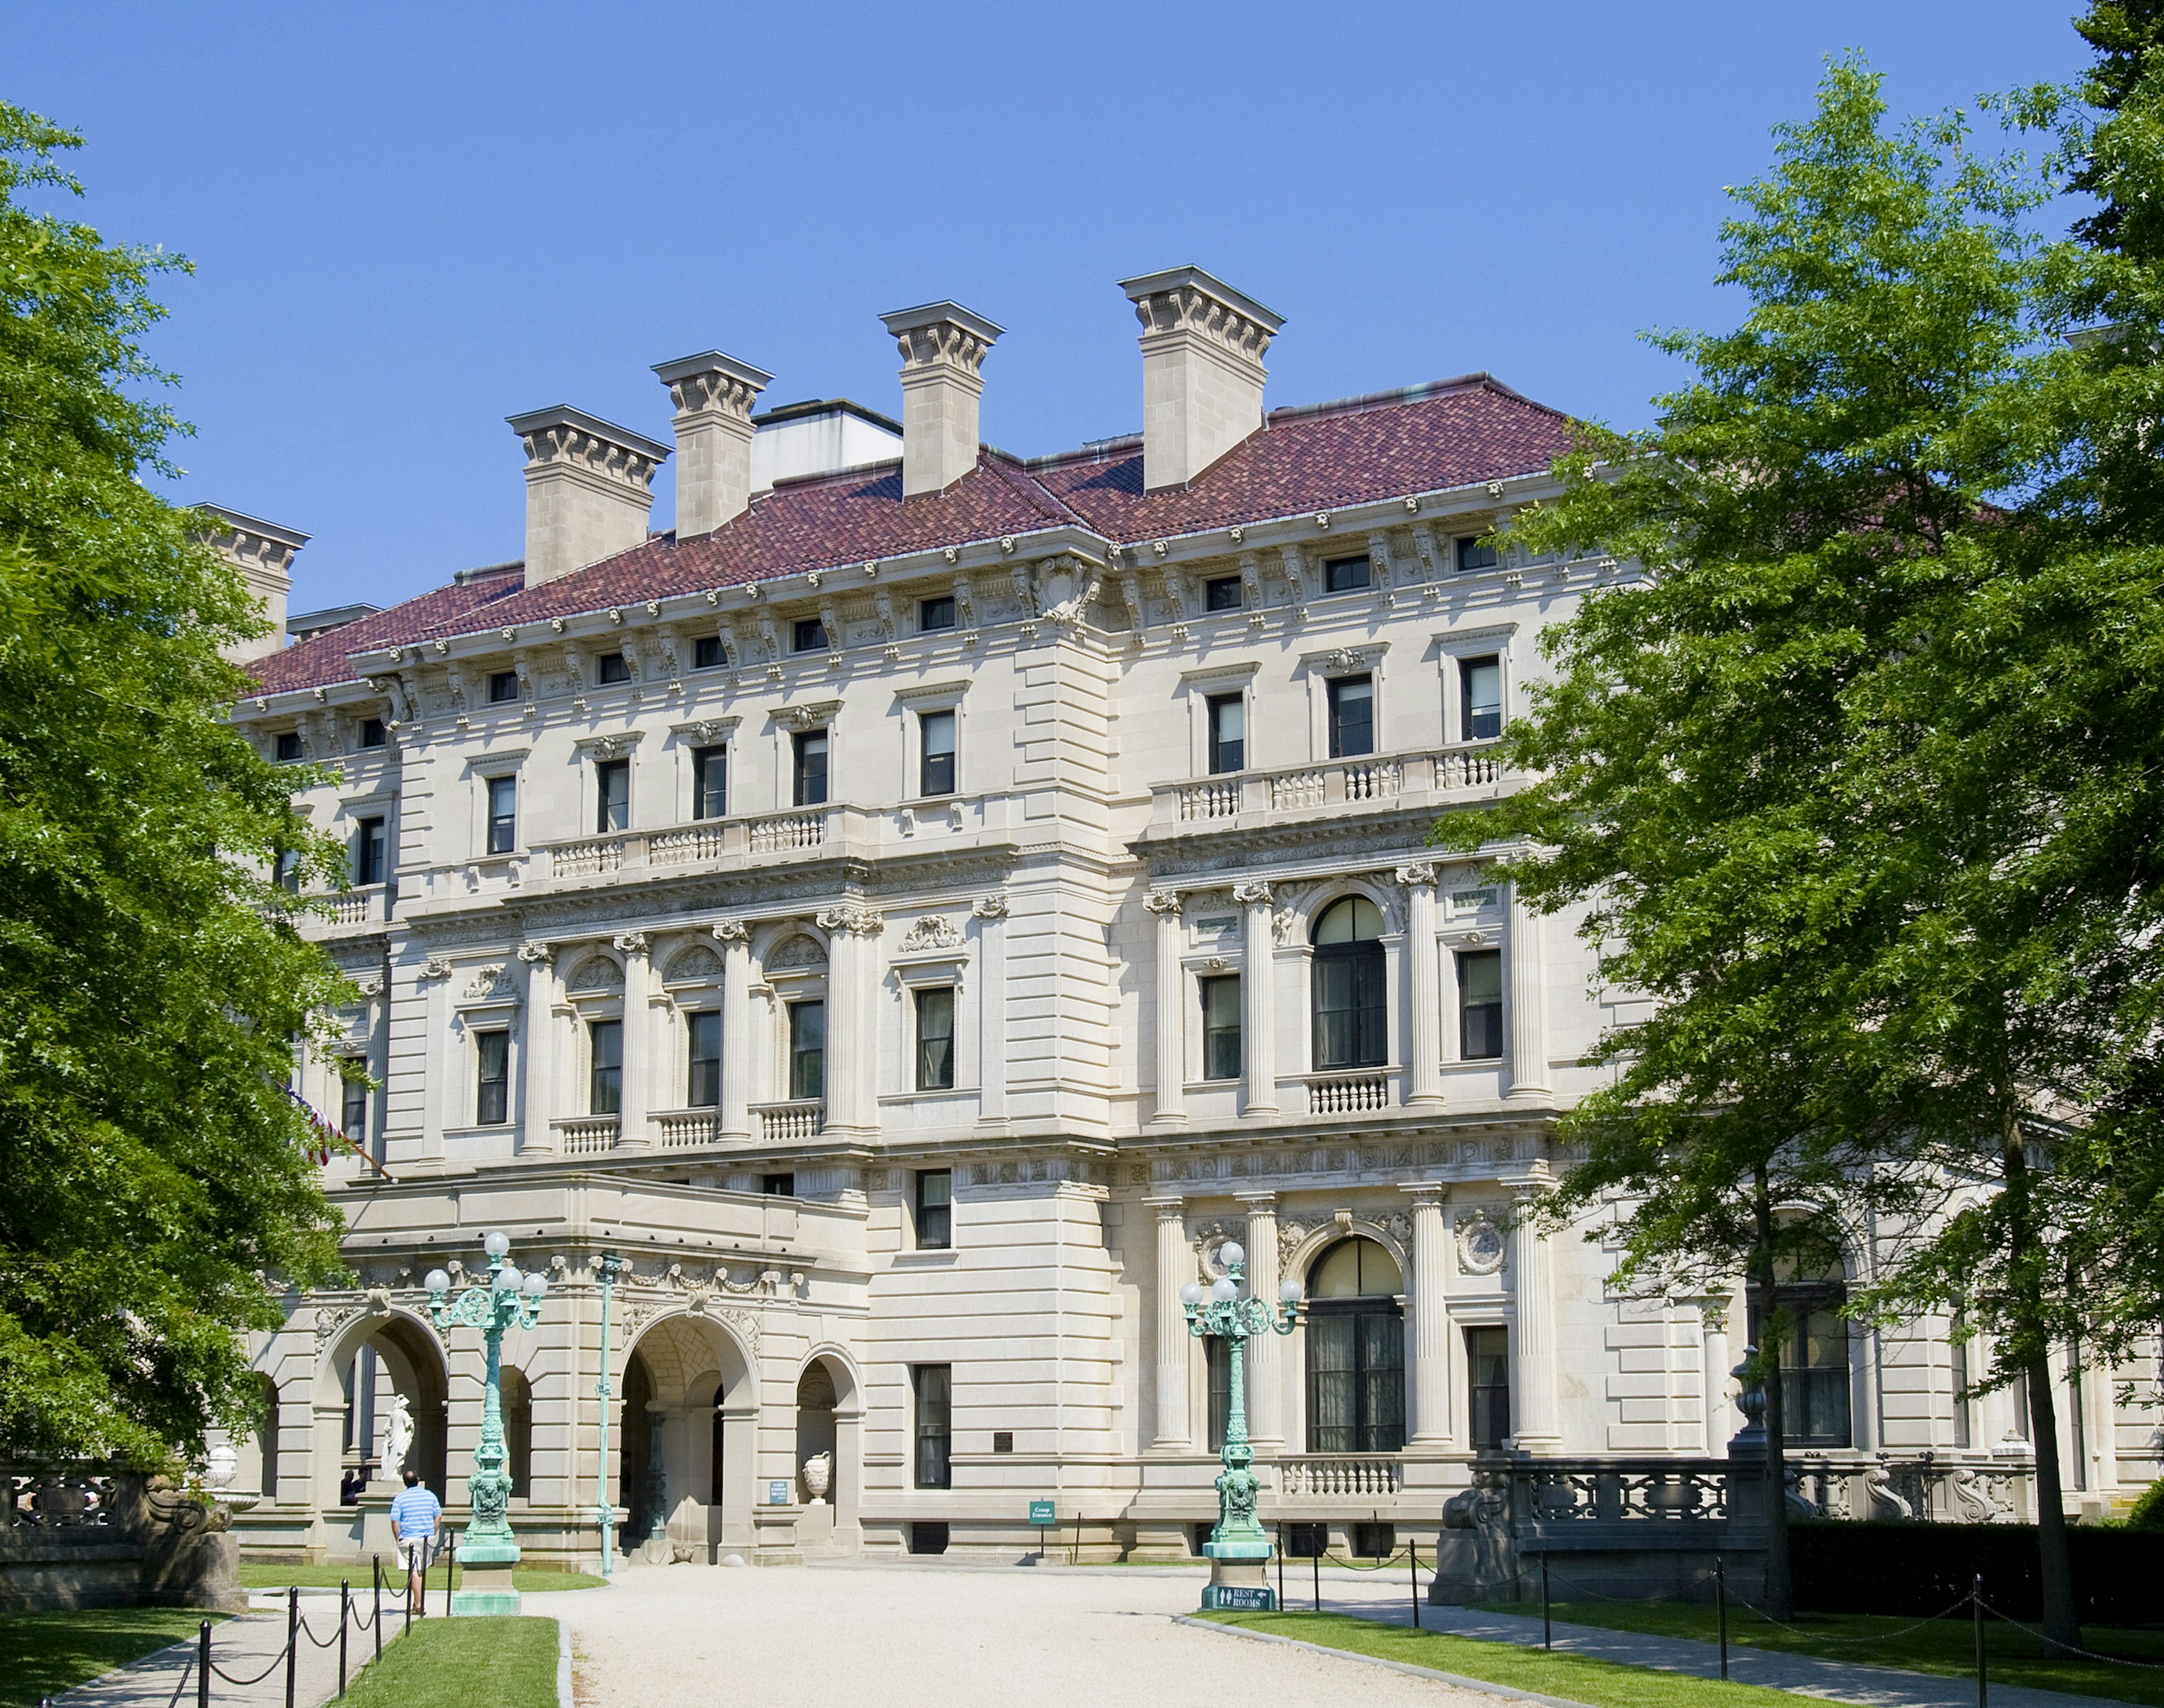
[380,1392,414,1475]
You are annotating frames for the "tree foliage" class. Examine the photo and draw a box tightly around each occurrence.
[0,102,349,1470]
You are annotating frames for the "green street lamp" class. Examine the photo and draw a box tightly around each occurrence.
[425,1231,547,1617]
[1183,1240,1302,1611]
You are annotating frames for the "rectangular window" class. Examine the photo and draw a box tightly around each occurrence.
[1461,655,1503,741]
[792,616,828,653]
[1327,675,1374,758]
[276,731,304,762]
[1323,553,1372,593]
[762,1172,795,1196]
[595,758,629,833]
[1204,575,1242,611]
[1200,975,1241,1080]
[588,1019,623,1116]
[596,652,631,685]
[274,847,302,894]
[485,775,517,855]
[1458,950,1504,1059]
[789,1000,825,1101]
[487,670,520,704]
[475,1030,509,1125]
[913,1365,952,1488]
[919,709,956,797]
[1207,693,1245,774]
[692,745,728,820]
[340,1065,369,1141]
[1951,1311,1972,1450]
[915,1168,952,1250]
[1467,1326,1511,1449]
[919,595,956,632]
[915,987,956,1091]
[354,817,387,886]
[687,1010,721,1108]
[693,634,725,670]
[1456,535,1499,573]
[1306,1307,1405,1452]
[792,730,828,806]
[358,718,387,749]
[1206,1336,1231,1452]
[1314,947,1388,1070]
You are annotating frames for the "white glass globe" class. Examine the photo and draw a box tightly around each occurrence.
[493,1265,521,1293]
[1178,1282,1204,1306]
[1219,1240,1245,1268]
[423,1269,450,1294]
[522,1271,549,1298]
[1210,1277,1238,1302]
[1279,1279,1305,1304]
[483,1231,511,1259]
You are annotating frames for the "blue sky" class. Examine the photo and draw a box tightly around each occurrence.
[8,2,2091,613]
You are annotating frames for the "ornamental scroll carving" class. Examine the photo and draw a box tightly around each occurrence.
[900,916,965,952]
[817,906,885,937]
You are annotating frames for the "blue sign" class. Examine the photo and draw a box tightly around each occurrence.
[766,1479,791,1505]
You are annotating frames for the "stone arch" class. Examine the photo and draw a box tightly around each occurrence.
[312,1306,451,1511]
[1301,1234,1408,1454]
[794,1347,863,1554]
[1281,1217,1412,1288]
[619,1309,759,1562]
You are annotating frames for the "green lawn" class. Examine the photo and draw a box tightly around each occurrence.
[240,1562,607,1592]
[343,1616,557,1708]
[0,1608,224,1708]
[1203,1611,1806,1708]
[1478,1599,2164,1708]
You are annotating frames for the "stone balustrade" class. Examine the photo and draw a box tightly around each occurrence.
[1151,742,1506,829]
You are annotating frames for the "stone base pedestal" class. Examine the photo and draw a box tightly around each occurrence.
[1199,1555,1275,1611]
[356,1489,397,1562]
[450,1560,520,1618]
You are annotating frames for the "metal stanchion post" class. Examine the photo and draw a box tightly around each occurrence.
[1276,1524,1284,1610]
[1717,1555,1729,1680]
[339,1580,349,1697]
[1411,1541,1422,1630]
[1312,1545,1320,1612]
[1975,1574,1987,1708]
[285,1584,299,1708]
[1542,1554,1552,1650]
[197,1621,210,1708]
[372,1558,382,1662]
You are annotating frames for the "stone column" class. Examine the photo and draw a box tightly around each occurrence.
[1234,882,1278,1115]
[713,922,752,1141]
[517,942,557,1155]
[1397,863,1444,1107]
[1238,1194,1284,1454]
[817,905,883,1135]
[1507,1183,1562,1450]
[1146,891,1186,1125]
[1506,882,1551,1099]
[973,896,1009,1124]
[1405,1184,1453,1444]
[1149,1199,1192,1451]
[1700,1296,1734,1453]
[615,933,652,1150]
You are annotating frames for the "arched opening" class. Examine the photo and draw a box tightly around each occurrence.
[329,1316,449,1506]
[617,1351,655,1555]
[1750,1247,1852,1448]
[500,1367,533,1501]
[245,1373,281,1504]
[796,1363,837,1501]
[1312,898,1387,1070]
[617,1313,757,1563]
[1305,1236,1405,1453]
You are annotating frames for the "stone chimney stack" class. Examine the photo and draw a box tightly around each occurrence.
[1118,267,1285,491]
[201,504,309,664]
[506,406,671,588]
[652,350,772,538]
[877,301,1004,498]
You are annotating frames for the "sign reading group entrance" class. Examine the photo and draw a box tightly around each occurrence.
[1028,1500,1055,1525]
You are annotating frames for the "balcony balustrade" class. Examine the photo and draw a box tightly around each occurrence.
[552,1115,620,1155]
[1152,743,1506,830]
[652,1109,721,1150]
[1303,1070,1394,1115]
[752,1099,823,1143]
[1276,1456,1403,1498]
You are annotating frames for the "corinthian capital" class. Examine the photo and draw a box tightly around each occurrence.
[711,920,750,944]
[1143,890,1184,917]
[1394,862,1437,889]
[1232,881,1274,906]
[515,942,554,965]
[817,905,885,938]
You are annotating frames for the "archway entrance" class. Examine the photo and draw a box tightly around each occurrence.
[617,1313,755,1563]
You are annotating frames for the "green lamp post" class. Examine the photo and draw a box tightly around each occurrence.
[1183,1240,1303,1611]
[425,1231,547,1617]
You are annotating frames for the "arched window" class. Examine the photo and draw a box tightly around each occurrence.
[1312,898,1387,1070]
[1749,1251,1852,1449]
[500,1367,533,1500]
[1305,1236,1405,1453]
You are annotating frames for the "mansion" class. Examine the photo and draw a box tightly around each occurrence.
[218,268,2155,1567]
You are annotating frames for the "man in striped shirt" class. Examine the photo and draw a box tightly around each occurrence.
[388,1469,444,1612]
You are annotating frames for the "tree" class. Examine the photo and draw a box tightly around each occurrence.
[1431,60,2105,1639]
[0,103,350,1471]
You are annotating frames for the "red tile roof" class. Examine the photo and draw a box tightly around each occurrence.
[247,375,1573,696]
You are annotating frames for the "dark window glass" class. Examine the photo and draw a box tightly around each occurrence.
[789,1000,825,1101]
[1952,1310,1972,1450]
[1207,693,1245,774]
[476,1030,509,1125]
[693,634,725,670]
[274,847,302,894]
[692,745,728,820]
[596,758,630,833]
[1324,553,1372,592]
[1207,1336,1231,1452]
[276,731,304,762]
[908,1521,948,1554]
[1204,575,1242,611]
[915,987,955,1091]
[920,595,956,632]
[1307,1307,1405,1452]
[1312,897,1387,1069]
[1461,655,1502,741]
[1327,675,1374,758]
[1458,949,1503,1059]
[793,730,828,806]
[792,617,827,653]
[488,670,520,703]
[762,1173,795,1196]
[588,1019,623,1116]
[354,817,387,886]
[1201,975,1241,1080]
[340,1066,369,1140]
[915,1168,952,1250]
[358,718,387,749]
[596,652,631,685]
[913,1365,952,1488]
[486,775,517,855]
[687,1010,721,1108]
[1468,1325,1511,1448]
[920,709,956,796]
[1456,535,1500,574]
[1351,1523,1395,1559]
[1748,1283,1852,1449]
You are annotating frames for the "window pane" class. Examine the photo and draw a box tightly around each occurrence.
[1206,1336,1231,1451]
[916,1168,952,1249]
[1327,675,1374,758]
[1324,554,1372,592]
[793,617,827,653]
[489,671,520,703]
[1458,949,1504,1059]
[794,731,828,806]
[1201,975,1241,1080]
[355,818,386,885]
[597,653,630,684]
[358,718,387,749]
[588,1020,622,1115]
[1306,1315,1357,1453]
[1456,536,1499,573]
[1204,575,1241,611]
[693,745,727,820]
[914,1365,952,1488]
[790,1001,826,1100]
[1208,694,1245,774]
[920,710,956,796]
[341,1070,369,1139]
[597,760,629,832]
[487,776,517,854]
[687,1010,721,1108]
[1468,1326,1511,1447]
[276,731,304,762]
[693,634,724,669]
[476,1031,509,1125]
[915,987,955,1090]
[920,595,956,632]
[1314,944,1386,1068]
[1462,656,1502,740]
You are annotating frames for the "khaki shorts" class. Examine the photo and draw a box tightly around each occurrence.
[396,1536,436,1572]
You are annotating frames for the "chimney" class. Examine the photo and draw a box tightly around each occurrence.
[1118,266,1285,490]
[506,406,671,587]
[201,504,309,663]
[877,301,1004,497]
[652,350,771,537]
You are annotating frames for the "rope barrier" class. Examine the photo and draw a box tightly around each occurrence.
[299,1615,343,1649]
[208,1645,294,1688]
[1976,1599,2164,1670]
[161,1657,197,1708]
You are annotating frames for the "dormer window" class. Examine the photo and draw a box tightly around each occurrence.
[793,618,828,653]
[596,653,631,685]
[1204,575,1242,611]
[487,670,520,703]
[920,595,956,633]
[1323,554,1371,593]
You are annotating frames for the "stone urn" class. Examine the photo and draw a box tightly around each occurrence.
[801,1452,832,1507]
